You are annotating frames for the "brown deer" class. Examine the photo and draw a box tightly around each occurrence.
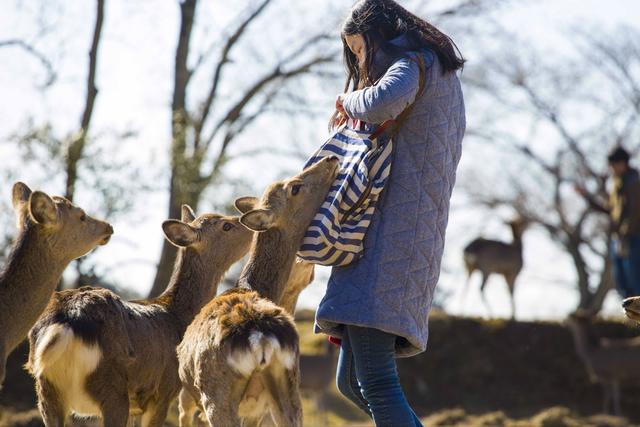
[462,218,528,319]
[623,297,640,322]
[566,311,640,416]
[177,156,339,427]
[26,205,253,427]
[280,258,338,422]
[0,182,112,388]
[279,257,315,315]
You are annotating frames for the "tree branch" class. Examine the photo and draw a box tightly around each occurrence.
[193,0,273,149]
[64,0,105,201]
[0,38,56,87]
[202,53,332,152]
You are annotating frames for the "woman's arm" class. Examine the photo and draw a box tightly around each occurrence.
[341,57,421,124]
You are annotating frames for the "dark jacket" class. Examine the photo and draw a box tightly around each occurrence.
[588,168,640,238]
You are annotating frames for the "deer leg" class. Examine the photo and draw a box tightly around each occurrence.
[85,363,130,427]
[179,387,199,427]
[36,377,67,427]
[201,383,241,427]
[458,271,473,311]
[505,274,517,320]
[100,395,130,427]
[612,381,622,416]
[263,366,302,427]
[140,398,171,427]
[0,343,6,389]
[479,273,493,317]
[603,382,612,414]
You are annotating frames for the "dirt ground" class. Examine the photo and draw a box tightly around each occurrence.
[3,312,640,426]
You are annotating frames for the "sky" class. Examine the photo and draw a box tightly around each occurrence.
[1,0,640,321]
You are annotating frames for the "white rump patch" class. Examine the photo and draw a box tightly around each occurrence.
[34,324,102,417]
[227,331,286,377]
[276,347,296,371]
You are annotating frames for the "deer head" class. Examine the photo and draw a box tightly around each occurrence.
[163,204,253,264]
[234,156,339,237]
[11,182,113,262]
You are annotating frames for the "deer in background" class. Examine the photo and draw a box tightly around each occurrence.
[566,311,640,416]
[177,156,339,427]
[462,217,528,319]
[26,206,253,427]
[0,182,112,388]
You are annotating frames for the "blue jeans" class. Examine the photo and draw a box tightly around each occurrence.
[612,235,640,298]
[336,325,423,427]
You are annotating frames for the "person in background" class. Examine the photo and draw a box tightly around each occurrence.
[576,146,640,298]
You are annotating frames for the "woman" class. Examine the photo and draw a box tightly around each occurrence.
[315,1,466,425]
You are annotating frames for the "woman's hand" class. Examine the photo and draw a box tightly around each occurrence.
[336,94,346,115]
[335,94,348,126]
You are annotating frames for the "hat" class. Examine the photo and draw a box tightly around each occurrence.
[608,146,630,164]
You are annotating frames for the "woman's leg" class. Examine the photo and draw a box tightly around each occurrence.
[335,329,371,416]
[346,324,423,427]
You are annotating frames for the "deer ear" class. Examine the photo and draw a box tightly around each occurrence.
[12,182,32,229]
[240,209,274,232]
[29,191,59,225]
[234,196,259,214]
[162,220,199,247]
[12,182,32,208]
[181,204,196,223]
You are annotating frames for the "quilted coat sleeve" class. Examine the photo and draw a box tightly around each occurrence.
[342,57,420,124]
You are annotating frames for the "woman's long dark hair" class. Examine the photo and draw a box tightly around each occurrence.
[330,0,464,129]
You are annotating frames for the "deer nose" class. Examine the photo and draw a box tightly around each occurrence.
[106,224,114,235]
[623,298,634,308]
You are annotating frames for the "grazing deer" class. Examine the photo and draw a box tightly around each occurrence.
[566,311,640,416]
[462,218,528,319]
[0,182,112,388]
[26,205,252,427]
[177,156,339,427]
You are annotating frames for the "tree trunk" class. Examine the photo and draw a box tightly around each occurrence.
[148,0,197,297]
[64,0,104,201]
[566,239,592,309]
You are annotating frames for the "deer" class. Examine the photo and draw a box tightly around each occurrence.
[279,257,315,315]
[280,257,338,422]
[26,205,253,427]
[462,217,528,319]
[623,297,640,322]
[176,155,339,427]
[566,311,640,416]
[0,182,112,388]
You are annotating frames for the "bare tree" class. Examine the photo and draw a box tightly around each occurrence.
[63,0,104,202]
[148,0,335,296]
[465,27,640,312]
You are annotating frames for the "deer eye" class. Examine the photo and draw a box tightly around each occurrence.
[291,184,302,196]
[80,214,87,222]
[223,222,233,231]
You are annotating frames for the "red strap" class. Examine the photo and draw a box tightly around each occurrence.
[328,336,342,347]
[369,119,396,140]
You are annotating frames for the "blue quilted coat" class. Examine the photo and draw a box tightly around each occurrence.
[315,37,465,357]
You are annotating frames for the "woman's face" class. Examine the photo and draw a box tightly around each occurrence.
[345,34,366,67]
